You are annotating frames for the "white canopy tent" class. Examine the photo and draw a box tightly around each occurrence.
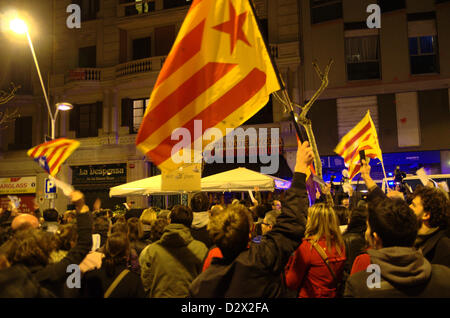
[109,175,181,197]
[200,167,281,192]
[110,167,289,197]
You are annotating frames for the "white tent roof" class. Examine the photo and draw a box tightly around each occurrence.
[110,167,287,197]
[109,175,180,197]
[200,167,277,192]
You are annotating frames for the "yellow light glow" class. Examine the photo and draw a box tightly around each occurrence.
[10,18,28,34]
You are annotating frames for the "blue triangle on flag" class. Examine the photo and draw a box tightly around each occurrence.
[34,156,50,174]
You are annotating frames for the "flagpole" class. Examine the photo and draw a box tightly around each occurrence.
[380,159,389,193]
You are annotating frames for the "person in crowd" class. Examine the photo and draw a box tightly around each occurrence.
[148,218,169,243]
[210,205,224,218]
[62,210,76,224]
[190,192,213,248]
[42,209,60,234]
[49,224,78,263]
[111,221,128,235]
[189,141,313,297]
[410,186,450,267]
[127,217,147,256]
[252,210,278,244]
[157,209,171,220]
[285,203,346,298]
[139,205,208,298]
[127,217,148,274]
[140,208,157,226]
[93,198,102,213]
[272,200,282,211]
[81,232,145,298]
[334,205,350,233]
[0,191,92,297]
[93,216,110,250]
[345,159,450,297]
[11,214,40,231]
[341,206,368,289]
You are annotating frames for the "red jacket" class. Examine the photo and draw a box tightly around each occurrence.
[285,238,346,298]
[202,247,223,272]
[350,253,371,276]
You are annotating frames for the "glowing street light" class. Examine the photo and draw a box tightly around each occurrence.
[10,18,72,140]
[9,18,28,34]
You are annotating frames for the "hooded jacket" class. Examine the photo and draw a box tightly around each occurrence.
[344,246,450,297]
[0,264,55,298]
[190,211,213,248]
[189,172,309,298]
[139,223,208,298]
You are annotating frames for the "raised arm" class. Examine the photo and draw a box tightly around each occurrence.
[360,159,386,203]
[250,141,314,273]
[35,191,92,283]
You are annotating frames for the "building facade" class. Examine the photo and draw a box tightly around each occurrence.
[0,0,302,211]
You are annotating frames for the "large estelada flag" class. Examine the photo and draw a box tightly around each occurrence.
[27,138,80,176]
[334,110,383,180]
[136,0,281,173]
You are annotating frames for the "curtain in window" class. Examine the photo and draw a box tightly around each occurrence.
[345,36,379,63]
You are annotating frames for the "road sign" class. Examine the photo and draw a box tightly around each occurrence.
[45,193,56,200]
[45,178,56,194]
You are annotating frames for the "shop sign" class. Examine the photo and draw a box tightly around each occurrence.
[71,164,127,185]
[0,177,36,194]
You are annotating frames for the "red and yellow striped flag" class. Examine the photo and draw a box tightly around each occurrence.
[27,138,80,176]
[334,110,383,180]
[136,0,281,173]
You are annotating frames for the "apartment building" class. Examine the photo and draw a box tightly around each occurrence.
[299,0,450,180]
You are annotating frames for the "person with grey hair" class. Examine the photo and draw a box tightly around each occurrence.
[252,210,279,244]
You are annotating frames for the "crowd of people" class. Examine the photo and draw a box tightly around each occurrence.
[0,141,449,298]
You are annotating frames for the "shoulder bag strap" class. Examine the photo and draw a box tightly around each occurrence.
[104,269,130,298]
[312,242,338,283]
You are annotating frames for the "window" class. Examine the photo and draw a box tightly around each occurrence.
[310,0,342,24]
[73,0,99,21]
[155,25,176,56]
[163,0,191,9]
[69,102,103,138]
[78,46,96,68]
[10,49,32,95]
[345,36,381,81]
[123,0,155,16]
[408,19,439,75]
[377,0,405,13]
[121,98,149,134]
[133,37,151,60]
[10,116,32,150]
[409,36,439,74]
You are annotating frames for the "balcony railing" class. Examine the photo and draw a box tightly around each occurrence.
[116,56,166,78]
[65,68,102,83]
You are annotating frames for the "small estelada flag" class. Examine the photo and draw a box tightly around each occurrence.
[27,138,80,176]
[334,110,383,180]
[136,0,281,173]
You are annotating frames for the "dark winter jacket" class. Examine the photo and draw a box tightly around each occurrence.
[344,247,450,297]
[342,231,366,274]
[0,264,55,298]
[29,212,93,297]
[189,172,309,298]
[139,223,208,298]
[81,263,146,298]
[415,228,450,267]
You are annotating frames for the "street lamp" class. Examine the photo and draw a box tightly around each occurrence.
[10,17,73,210]
[9,18,72,140]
